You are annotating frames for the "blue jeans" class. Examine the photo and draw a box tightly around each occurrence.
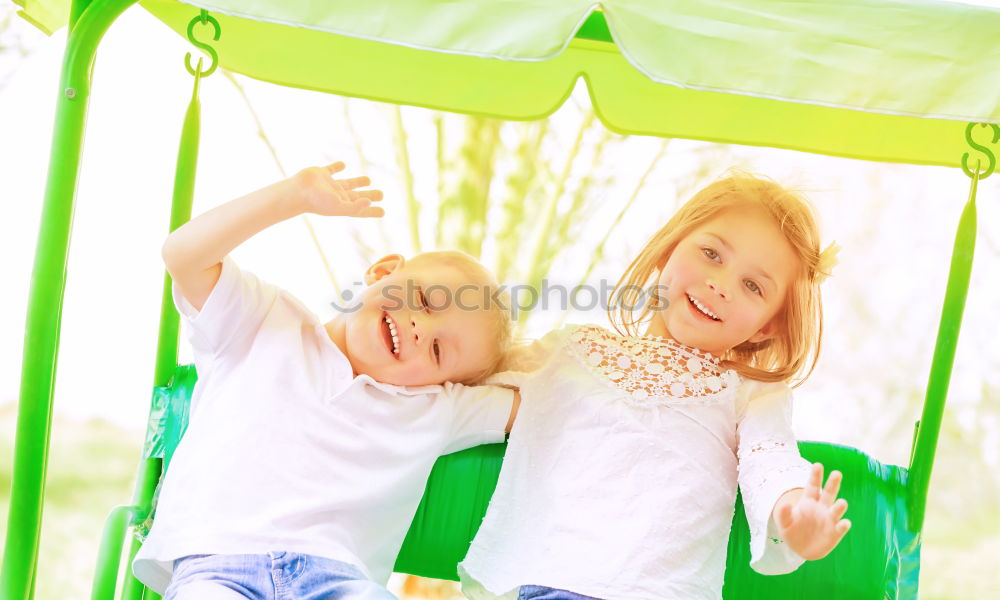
[164,552,397,600]
[517,585,604,600]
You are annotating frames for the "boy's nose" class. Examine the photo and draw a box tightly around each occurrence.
[410,319,422,345]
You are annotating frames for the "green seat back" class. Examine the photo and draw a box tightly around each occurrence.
[148,366,920,598]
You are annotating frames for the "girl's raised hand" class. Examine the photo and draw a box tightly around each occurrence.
[293,162,384,218]
[776,463,851,560]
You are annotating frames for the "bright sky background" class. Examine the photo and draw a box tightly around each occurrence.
[1,1,998,475]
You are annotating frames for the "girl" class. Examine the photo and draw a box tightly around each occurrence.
[459,173,849,600]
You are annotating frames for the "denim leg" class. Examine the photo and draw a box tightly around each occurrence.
[517,584,605,600]
[271,552,398,600]
[165,554,272,600]
[166,580,255,600]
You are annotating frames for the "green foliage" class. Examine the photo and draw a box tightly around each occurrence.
[494,120,548,283]
[391,104,647,335]
[0,407,141,600]
[433,116,501,257]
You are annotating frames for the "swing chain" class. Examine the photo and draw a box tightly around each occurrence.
[185,9,222,78]
[960,122,999,180]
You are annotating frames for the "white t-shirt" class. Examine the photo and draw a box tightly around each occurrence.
[132,256,514,594]
[459,325,812,600]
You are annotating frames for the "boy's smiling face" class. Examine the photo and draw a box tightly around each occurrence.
[646,206,800,356]
[331,255,500,386]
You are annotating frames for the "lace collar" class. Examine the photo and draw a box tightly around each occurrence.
[567,325,739,408]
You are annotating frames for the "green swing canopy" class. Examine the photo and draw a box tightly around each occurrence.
[15,0,1000,166]
[5,1,997,599]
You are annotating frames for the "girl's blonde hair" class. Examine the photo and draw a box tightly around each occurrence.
[609,171,828,387]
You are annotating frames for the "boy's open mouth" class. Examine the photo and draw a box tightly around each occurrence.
[382,313,401,358]
[687,294,721,322]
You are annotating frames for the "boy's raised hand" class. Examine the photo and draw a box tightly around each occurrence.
[294,162,384,218]
[776,462,851,560]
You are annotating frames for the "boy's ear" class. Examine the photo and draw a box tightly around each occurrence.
[364,254,405,285]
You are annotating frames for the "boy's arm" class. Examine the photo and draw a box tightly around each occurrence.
[162,162,382,311]
[505,390,521,434]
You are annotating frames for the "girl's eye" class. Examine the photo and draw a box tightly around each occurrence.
[702,247,719,261]
[745,280,762,296]
[418,288,429,311]
[433,340,441,364]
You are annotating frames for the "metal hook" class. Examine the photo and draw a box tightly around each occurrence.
[960,122,999,180]
[185,11,221,78]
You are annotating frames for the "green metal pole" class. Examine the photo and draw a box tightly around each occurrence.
[0,2,139,599]
[117,45,207,600]
[69,0,95,29]
[906,172,979,532]
[90,506,140,600]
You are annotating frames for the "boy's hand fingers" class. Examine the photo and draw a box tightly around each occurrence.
[354,190,383,202]
[324,161,346,174]
[358,206,385,218]
[338,175,371,189]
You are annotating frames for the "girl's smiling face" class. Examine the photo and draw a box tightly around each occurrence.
[646,206,801,356]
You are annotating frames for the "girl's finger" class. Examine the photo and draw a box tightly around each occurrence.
[831,498,848,520]
[836,519,852,536]
[777,502,794,530]
[806,463,823,500]
[821,519,851,556]
[325,161,346,174]
[338,175,371,189]
[821,470,843,505]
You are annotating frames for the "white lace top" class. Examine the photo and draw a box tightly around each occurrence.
[459,325,813,600]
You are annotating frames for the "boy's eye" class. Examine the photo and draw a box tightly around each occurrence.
[745,280,762,296]
[433,340,441,364]
[418,288,429,310]
[702,247,719,261]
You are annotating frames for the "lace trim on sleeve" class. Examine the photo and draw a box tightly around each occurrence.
[567,325,739,408]
[740,463,810,540]
[746,439,790,454]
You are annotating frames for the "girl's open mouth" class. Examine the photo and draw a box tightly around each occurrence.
[687,294,721,322]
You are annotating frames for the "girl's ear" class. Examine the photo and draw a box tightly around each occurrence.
[364,254,405,285]
[747,318,779,344]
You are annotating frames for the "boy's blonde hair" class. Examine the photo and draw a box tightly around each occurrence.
[409,250,513,385]
[609,172,828,387]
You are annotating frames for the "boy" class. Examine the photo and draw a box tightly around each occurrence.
[132,162,519,599]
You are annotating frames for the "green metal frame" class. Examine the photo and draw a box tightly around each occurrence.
[1,1,993,598]
[2,2,140,599]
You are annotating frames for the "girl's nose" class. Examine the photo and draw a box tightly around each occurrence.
[707,278,729,299]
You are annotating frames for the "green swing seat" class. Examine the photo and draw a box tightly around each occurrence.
[145,364,920,598]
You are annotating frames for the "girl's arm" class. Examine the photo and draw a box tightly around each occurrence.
[734,379,816,575]
[772,463,851,560]
[162,162,382,311]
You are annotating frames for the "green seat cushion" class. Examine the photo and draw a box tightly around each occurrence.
[147,365,919,597]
